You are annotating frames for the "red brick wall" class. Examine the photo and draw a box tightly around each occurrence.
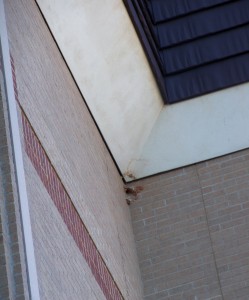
[130,150,249,299]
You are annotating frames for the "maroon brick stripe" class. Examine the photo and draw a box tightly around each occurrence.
[10,56,123,300]
[10,55,20,104]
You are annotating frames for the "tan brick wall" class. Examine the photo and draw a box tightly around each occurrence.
[20,110,123,299]
[197,151,249,300]
[130,150,249,300]
[4,0,142,299]
[24,155,106,300]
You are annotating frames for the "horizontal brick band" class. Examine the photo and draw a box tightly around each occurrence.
[10,56,123,300]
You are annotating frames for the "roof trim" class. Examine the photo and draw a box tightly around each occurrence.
[123,0,168,103]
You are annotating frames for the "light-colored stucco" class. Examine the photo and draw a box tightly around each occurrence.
[130,83,249,178]
[36,0,163,174]
[36,0,249,181]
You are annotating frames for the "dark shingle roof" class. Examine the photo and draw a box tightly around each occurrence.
[126,0,249,103]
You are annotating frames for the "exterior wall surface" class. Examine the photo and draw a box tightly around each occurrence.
[131,86,249,178]
[23,154,107,300]
[0,74,28,298]
[130,149,249,300]
[4,0,143,299]
[35,0,163,175]
[5,1,249,299]
[35,0,249,182]
[0,87,12,300]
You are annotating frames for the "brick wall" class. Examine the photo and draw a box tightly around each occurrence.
[23,154,107,300]
[21,111,122,299]
[0,87,10,300]
[4,0,143,299]
[0,77,28,298]
[130,150,249,300]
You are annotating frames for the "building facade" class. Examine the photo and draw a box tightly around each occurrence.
[0,1,249,300]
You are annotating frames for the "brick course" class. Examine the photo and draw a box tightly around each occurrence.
[197,151,249,300]
[21,111,123,300]
[5,1,143,298]
[10,39,124,299]
[131,152,249,299]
